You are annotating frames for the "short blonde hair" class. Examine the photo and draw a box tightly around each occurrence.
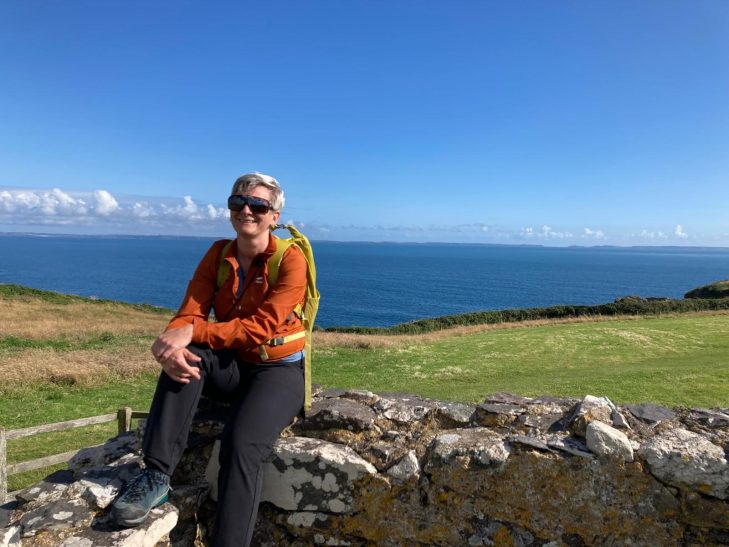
[231,172,284,211]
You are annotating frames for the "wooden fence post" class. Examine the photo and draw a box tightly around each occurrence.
[117,407,132,435]
[1,427,7,503]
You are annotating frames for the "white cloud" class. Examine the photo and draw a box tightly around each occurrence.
[93,190,118,215]
[674,224,688,238]
[639,229,668,240]
[520,225,573,239]
[0,188,89,217]
[132,202,154,218]
[0,187,231,229]
[582,227,605,240]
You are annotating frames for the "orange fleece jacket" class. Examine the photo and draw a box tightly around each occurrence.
[166,233,307,362]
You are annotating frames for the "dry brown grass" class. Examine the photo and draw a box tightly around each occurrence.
[2,299,169,339]
[1,298,166,386]
[0,345,159,386]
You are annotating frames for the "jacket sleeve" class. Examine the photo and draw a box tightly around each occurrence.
[166,242,223,331]
[189,245,307,350]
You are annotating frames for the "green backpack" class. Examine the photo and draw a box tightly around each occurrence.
[216,224,320,410]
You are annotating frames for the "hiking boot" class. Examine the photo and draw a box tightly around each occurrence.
[110,468,170,527]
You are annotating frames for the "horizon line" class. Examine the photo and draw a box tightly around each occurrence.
[1,230,729,251]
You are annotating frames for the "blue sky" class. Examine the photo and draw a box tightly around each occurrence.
[1,1,727,245]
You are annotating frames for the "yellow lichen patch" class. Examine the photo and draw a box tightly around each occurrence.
[493,525,516,547]
[425,451,685,545]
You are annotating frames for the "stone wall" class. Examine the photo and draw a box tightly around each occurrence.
[2,390,728,546]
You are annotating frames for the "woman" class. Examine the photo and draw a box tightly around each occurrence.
[111,173,307,546]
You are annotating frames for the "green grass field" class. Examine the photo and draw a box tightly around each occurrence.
[315,315,729,407]
[1,286,728,493]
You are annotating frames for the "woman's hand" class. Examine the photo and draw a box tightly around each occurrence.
[151,324,194,363]
[159,347,202,384]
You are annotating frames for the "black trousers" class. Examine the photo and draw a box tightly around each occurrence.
[142,344,305,547]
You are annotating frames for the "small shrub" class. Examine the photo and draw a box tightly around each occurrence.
[325,297,729,335]
[685,279,729,299]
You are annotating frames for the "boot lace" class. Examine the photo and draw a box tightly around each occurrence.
[123,469,167,502]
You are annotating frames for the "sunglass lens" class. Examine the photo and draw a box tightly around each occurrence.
[227,195,271,213]
[227,195,244,211]
[247,198,270,214]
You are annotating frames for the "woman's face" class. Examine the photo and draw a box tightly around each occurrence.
[229,185,280,240]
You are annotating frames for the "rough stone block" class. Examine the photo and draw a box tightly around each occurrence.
[301,397,377,432]
[386,450,420,480]
[586,421,634,462]
[625,403,676,424]
[640,428,729,499]
[373,394,437,424]
[68,432,137,474]
[426,428,510,469]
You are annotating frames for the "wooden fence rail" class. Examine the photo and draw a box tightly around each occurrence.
[1,407,149,504]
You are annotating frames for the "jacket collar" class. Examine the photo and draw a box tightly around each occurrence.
[224,232,278,262]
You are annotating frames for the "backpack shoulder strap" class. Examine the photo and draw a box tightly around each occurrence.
[267,234,294,286]
[216,239,236,290]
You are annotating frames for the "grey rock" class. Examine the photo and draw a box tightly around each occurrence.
[586,421,634,462]
[640,428,729,499]
[169,484,209,521]
[433,401,476,427]
[611,408,631,429]
[76,457,144,491]
[373,394,437,424]
[688,408,729,429]
[484,393,533,405]
[262,437,377,513]
[545,433,594,458]
[625,403,676,424]
[363,440,406,470]
[19,498,92,537]
[68,432,137,474]
[320,388,347,399]
[285,511,330,530]
[14,469,75,508]
[532,395,580,409]
[468,516,537,547]
[426,428,510,468]
[568,395,628,436]
[477,403,524,416]
[472,403,523,428]
[301,398,377,432]
[340,389,379,406]
[59,537,94,547]
[58,503,178,547]
[386,450,421,480]
[66,477,121,509]
[519,412,564,432]
[0,501,16,529]
[0,526,20,547]
[507,435,552,452]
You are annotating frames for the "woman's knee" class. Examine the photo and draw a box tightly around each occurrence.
[219,435,273,467]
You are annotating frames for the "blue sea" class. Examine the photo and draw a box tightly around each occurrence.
[1,234,728,328]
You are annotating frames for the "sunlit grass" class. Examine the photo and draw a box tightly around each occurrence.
[2,287,728,494]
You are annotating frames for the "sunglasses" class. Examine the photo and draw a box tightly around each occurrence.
[227,194,273,214]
